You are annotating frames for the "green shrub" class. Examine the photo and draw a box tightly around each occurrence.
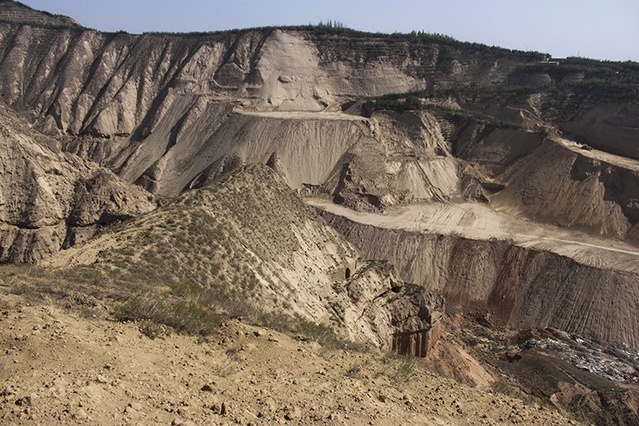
[376,353,419,385]
[114,293,222,336]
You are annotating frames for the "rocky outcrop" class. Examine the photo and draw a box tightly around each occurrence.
[387,286,444,357]
[0,105,156,262]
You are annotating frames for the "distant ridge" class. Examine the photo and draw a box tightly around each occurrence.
[0,0,83,29]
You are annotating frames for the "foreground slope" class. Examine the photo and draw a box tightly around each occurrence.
[0,291,576,425]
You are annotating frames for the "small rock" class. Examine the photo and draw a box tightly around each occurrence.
[1,387,15,396]
[95,375,108,384]
[200,384,214,392]
[328,412,342,421]
[242,343,257,352]
[15,396,32,406]
[220,401,228,415]
[73,409,88,420]
[284,405,300,420]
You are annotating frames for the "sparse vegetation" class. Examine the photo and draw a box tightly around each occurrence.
[345,363,364,379]
[363,93,523,130]
[113,293,224,336]
[491,380,520,397]
[294,319,344,348]
[376,353,420,385]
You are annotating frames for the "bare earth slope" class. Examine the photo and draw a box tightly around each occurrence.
[492,138,639,240]
[0,292,576,425]
[318,206,639,349]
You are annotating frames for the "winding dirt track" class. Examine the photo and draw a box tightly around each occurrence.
[235,109,369,121]
[308,198,639,273]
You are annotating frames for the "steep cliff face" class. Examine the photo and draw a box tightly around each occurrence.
[0,15,554,138]
[562,103,639,160]
[0,17,542,206]
[322,212,639,349]
[0,25,423,137]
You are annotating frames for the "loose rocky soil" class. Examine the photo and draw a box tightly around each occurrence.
[0,292,577,425]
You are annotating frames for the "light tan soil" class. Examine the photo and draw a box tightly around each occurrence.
[307,198,639,274]
[0,292,577,425]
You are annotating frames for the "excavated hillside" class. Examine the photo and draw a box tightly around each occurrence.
[1,1,639,423]
[0,0,637,241]
[320,210,639,348]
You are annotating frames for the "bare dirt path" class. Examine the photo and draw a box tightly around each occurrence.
[308,199,639,273]
[234,109,368,121]
[554,136,639,172]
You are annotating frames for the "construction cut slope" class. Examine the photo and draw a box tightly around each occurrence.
[492,138,639,240]
[1,1,637,246]
[316,201,639,349]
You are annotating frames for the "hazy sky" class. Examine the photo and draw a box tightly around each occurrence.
[21,0,639,61]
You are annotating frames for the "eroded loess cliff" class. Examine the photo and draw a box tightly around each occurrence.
[1,2,637,244]
[0,7,550,199]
